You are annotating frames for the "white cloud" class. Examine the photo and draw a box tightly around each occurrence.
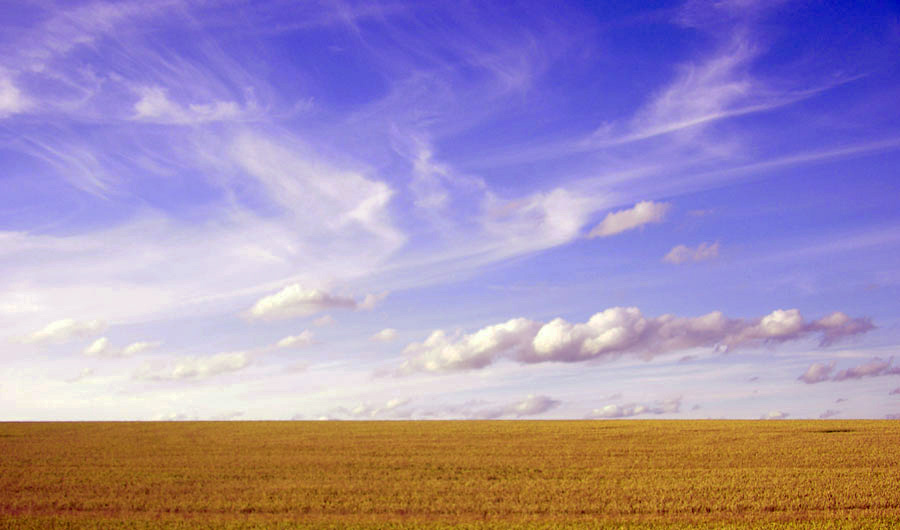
[66,368,94,383]
[628,39,756,141]
[587,201,670,238]
[322,394,560,421]
[833,358,900,382]
[426,395,561,420]
[400,307,873,373]
[249,284,385,320]
[23,318,106,344]
[135,351,250,381]
[328,398,414,419]
[798,357,900,384]
[400,317,541,373]
[313,315,336,327]
[133,86,245,124]
[154,412,197,421]
[122,341,161,356]
[890,387,900,396]
[485,188,600,251]
[810,312,876,346]
[276,330,314,349]
[819,409,840,419]
[761,410,789,420]
[229,132,405,257]
[384,397,409,410]
[589,397,681,419]
[83,337,113,356]
[83,337,159,357]
[798,361,835,384]
[0,77,30,117]
[358,292,388,311]
[371,328,397,342]
[504,394,561,417]
[663,241,720,264]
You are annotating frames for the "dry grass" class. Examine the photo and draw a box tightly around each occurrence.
[1,420,898,528]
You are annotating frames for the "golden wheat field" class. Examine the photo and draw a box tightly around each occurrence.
[1,420,899,529]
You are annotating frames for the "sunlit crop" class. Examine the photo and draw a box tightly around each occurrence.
[1,420,898,528]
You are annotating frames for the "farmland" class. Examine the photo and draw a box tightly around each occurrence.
[1,420,899,528]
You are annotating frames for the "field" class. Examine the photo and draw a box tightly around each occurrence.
[1,420,899,529]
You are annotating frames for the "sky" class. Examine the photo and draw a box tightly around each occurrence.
[1,0,899,421]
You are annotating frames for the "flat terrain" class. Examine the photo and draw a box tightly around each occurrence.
[1,420,898,528]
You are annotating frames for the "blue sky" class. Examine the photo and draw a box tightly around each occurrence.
[2,0,899,421]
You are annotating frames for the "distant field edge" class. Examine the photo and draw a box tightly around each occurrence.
[3,515,900,529]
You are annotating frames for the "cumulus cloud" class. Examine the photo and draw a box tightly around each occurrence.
[886,413,900,420]
[83,337,113,356]
[799,357,900,384]
[325,395,560,420]
[327,398,414,419]
[507,394,560,417]
[23,318,106,344]
[84,337,160,357]
[761,410,789,420]
[473,395,562,419]
[798,361,835,384]
[276,330,315,349]
[833,357,900,381]
[587,201,670,238]
[819,409,840,419]
[809,312,875,346]
[122,341,161,356]
[418,395,561,420]
[400,317,541,372]
[248,284,386,319]
[399,307,873,374]
[371,328,398,342]
[135,351,250,381]
[588,397,681,419]
[663,241,719,264]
